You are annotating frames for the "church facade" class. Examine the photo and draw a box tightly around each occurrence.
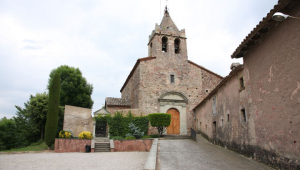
[105,8,222,135]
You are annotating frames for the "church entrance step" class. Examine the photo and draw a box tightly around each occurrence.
[161,135,191,140]
[94,137,109,143]
[94,142,110,152]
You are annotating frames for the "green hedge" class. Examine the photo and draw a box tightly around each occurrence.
[101,112,148,138]
[148,113,171,127]
[148,113,171,136]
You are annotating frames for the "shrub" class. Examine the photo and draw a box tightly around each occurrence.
[149,134,160,138]
[79,131,93,139]
[44,73,60,148]
[126,123,144,139]
[148,113,171,137]
[107,111,149,138]
[141,136,151,139]
[125,136,136,140]
[58,130,72,138]
[110,136,124,140]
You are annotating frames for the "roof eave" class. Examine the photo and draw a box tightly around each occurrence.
[231,0,298,59]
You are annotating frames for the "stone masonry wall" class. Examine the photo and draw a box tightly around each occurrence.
[194,4,300,169]
[138,57,222,135]
[106,106,131,115]
[121,64,140,109]
[113,139,153,152]
[63,105,93,137]
[194,69,253,149]
[241,4,300,168]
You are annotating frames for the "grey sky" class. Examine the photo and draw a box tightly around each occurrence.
[0,0,278,118]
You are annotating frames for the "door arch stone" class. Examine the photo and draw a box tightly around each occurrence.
[158,91,188,135]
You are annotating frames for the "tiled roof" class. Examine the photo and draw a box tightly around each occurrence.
[231,0,299,58]
[188,60,223,79]
[105,97,131,107]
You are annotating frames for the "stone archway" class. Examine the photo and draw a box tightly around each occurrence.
[158,91,188,135]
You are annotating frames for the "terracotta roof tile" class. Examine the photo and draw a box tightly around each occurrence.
[105,97,131,106]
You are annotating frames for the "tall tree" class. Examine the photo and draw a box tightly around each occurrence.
[47,65,94,108]
[0,117,18,150]
[44,73,61,148]
[27,93,49,140]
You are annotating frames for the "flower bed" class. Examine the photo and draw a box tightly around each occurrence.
[54,138,91,153]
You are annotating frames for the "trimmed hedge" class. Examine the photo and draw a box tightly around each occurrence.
[148,113,171,136]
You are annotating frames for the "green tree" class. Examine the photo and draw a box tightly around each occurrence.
[148,113,171,137]
[44,73,61,148]
[0,117,18,150]
[47,65,94,109]
[27,93,49,140]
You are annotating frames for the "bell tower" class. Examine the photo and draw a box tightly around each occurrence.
[148,7,187,61]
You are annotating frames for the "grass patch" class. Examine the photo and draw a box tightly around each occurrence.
[0,142,48,152]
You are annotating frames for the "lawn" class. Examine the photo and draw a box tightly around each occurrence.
[0,142,48,152]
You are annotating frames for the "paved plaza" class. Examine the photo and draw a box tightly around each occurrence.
[157,137,274,170]
[0,152,148,170]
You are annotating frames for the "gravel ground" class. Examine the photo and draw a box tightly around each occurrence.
[0,152,148,170]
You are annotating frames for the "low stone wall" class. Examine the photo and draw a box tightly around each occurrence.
[113,139,153,152]
[55,138,92,153]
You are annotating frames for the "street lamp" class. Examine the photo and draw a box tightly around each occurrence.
[272,12,300,21]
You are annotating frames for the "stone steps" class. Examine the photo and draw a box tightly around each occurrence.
[94,137,110,143]
[94,142,110,152]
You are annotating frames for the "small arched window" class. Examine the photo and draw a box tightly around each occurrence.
[162,36,168,52]
[174,38,180,54]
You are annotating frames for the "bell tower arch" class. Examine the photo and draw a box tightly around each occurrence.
[148,6,187,60]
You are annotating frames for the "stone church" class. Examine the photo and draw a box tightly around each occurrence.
[105,7,222,135]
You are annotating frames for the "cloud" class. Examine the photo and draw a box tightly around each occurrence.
[0,0,278,118]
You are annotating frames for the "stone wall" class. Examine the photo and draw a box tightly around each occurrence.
[121,64,140,109]
[109,109,142,116]
[54,138,91,153]
[194,3,300,169]
[113,139,153,152]
[241,4,300,168]
[106,106,131,115]
[63,105,93,137]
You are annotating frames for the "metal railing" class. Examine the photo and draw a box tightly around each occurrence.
[190,128,196,141]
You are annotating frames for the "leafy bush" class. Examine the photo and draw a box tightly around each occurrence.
[126,123,144,139]
[58,130,72,138]
[110,136,124,140]
[149,134,160,138]
[141,136,151,139]
[148,113,171,137]
[107,111,149,138]
[79,131,93,139]
[125,136,136,140]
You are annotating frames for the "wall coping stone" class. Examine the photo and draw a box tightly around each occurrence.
[143,138,158,170]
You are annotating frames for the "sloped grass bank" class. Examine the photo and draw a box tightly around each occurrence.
[0,142,48,152]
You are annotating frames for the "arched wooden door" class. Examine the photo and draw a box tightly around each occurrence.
[167,108,180,134]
